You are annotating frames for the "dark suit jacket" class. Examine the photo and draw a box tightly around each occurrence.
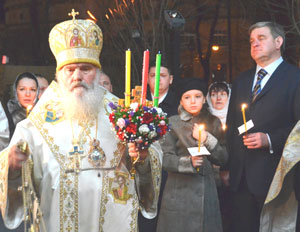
[226,60,300,197]
[146,87,179,117]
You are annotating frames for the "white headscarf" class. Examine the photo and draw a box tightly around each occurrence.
[206,82,231,125]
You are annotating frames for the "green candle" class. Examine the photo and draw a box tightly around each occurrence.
[153,52,161,107]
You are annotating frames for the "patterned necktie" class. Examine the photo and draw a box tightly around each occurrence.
[252,68,267,102]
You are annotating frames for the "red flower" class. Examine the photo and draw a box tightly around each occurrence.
[159,125,168,136]
[126,123,137,134]
[109,113,115,122]
[142,112,153,124]
[118,133,124,140]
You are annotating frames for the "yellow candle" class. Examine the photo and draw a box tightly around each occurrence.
[241,104,247,135]
[198,124,205,152]
[125,49,131,107]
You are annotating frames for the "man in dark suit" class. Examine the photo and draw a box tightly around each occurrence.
[226,21,300,232]
[138,59,179,232]
[146,59,179,117]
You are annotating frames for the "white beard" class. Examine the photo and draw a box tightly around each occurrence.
[58,75,104,122]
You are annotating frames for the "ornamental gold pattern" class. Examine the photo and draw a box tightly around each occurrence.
[265,124,300,204]
[0,149,9,218]
[29,82,137,231]
[148,147,161,210]
[49,10,103,71]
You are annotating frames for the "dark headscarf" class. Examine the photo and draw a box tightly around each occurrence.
[13,72,39,104]
[7,72,39,132]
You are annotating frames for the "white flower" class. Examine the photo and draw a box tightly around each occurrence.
[155,107,163,114]
[139,124,150,134]
[148,131,157,139]
[130,102,139,111]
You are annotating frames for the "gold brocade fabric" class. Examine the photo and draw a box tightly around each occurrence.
[260,121,300,232]
[0,81,162,232]
[49,10,103,71]
[265,122,300,203]
[0,149,9,218]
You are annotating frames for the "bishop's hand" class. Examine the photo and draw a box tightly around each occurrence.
[8,141,30,171]
[128,143,148,161]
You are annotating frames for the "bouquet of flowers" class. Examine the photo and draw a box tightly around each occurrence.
[108,102,170,149]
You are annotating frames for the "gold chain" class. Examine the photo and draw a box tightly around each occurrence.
[70,118,98,144]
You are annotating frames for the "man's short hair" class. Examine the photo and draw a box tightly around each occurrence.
[149,56,172,75]
[249,21,285,52]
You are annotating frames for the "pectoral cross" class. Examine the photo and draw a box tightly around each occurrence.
[69,143,85,174]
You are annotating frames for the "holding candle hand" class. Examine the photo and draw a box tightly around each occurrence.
[242,132,269,149]
[191,155,204,168]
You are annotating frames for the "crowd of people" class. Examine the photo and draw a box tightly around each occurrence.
[0,10,299,232]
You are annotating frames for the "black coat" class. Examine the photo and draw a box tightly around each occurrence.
[146,87,179,117]
[226,60,300,197]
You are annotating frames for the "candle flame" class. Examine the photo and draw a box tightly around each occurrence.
[199,124,205,131]
[241,103,247,110]
[212,45,220,51]
[109,8,113,15]
[87,10,97,21]
[222,124,227,131]
[105,14,110,20]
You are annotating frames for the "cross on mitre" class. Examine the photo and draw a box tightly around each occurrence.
[69,142,85,173]
[68,9,79,22]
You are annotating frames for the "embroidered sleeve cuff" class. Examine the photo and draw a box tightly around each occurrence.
[204,132,218,151]
[178,156,196,173]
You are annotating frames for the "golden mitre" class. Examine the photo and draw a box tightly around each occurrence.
[49,9,103,71]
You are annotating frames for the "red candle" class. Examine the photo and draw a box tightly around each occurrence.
[141,49,150,105]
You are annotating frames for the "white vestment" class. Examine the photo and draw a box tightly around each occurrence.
[260,120,300,232]
[0,81,162,232]
[0,102,9,151]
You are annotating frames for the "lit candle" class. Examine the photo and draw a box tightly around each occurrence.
[241,104,248,136]
[222,124,227,131]
[198,124,205,152]
[141,49,150,105]
[26,105,33,118]
[153,52,161,107]
[125,49,131,107]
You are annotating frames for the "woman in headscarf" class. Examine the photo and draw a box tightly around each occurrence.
[206,81,232,232]
[7,72,39,135]
[206,81,231,126]
[157,78,228,232]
